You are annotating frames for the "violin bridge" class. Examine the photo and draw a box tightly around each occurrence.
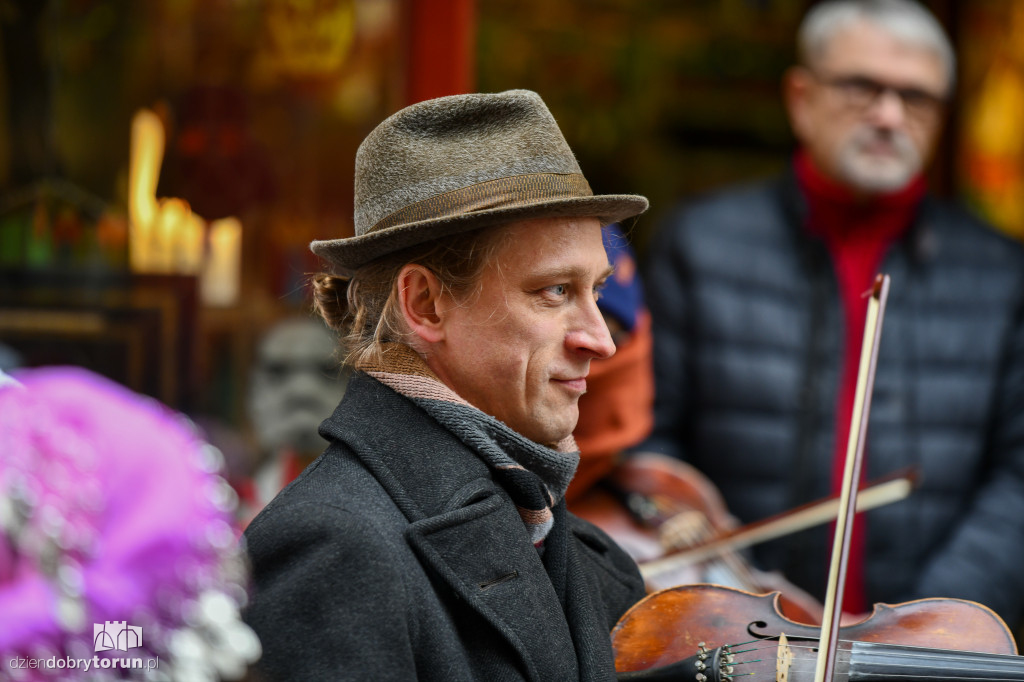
[775,633,793,682]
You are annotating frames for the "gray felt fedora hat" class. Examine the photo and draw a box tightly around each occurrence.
[310,89,648,272]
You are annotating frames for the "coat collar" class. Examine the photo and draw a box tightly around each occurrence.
[320,371,491,521]
[319,372,615,680]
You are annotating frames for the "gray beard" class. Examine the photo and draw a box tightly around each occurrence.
[836,126,923,193]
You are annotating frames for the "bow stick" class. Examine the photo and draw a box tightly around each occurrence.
[637,468,915,582]
[814,273,891,682]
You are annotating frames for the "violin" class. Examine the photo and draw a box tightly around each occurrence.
[611,583,1023,681]
[571,450,914,625]
[570,452,826,624]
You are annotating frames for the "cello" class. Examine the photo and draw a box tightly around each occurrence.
[609,276,1024,681]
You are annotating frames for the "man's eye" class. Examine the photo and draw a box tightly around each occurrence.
[547,284,567,296]
[900,89,937,109]
[840,78,880,100]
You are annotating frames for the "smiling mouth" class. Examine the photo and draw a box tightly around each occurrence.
[553,377,587,394]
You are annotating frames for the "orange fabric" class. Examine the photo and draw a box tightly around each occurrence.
[567,311,655,503]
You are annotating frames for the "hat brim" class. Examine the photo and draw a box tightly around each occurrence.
[310,194,649,273]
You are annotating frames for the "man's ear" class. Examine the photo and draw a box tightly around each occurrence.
[783,65,814,143]
[397,264,446,345]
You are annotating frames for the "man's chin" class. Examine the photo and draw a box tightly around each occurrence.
[843,159,917,194]
[524,408,577,447]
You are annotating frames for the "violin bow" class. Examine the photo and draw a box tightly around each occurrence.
[814,274,891,682]
[637,468,915,579]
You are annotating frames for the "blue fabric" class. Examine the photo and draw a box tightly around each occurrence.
[599,225,644,332]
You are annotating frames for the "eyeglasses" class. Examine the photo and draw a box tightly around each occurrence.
[809,69,948,121]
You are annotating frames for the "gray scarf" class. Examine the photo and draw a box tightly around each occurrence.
[358,344,580,545]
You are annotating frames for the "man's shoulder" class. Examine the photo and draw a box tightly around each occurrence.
[272,442,383,504]
[690,175,785,209]
[668,176,786,225]
[646,174,801,284]
[654,175,793,254]
[926,200,1024,270]
[244,444,403,548]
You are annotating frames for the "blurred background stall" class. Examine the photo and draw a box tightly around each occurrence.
[0,0,1020,478]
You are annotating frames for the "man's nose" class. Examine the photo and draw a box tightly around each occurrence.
[868,88,908,128]
[567,300,616,360]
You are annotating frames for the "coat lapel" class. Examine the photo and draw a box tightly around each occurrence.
[320,373,583,680]
[405,487,580,681]
[544,503,619,682]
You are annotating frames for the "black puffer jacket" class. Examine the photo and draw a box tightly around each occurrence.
[642,169,1024,626]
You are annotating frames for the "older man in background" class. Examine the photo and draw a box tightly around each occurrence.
[644,0,1024,626]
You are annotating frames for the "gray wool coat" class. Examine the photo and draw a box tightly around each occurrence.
[243,373,647,681]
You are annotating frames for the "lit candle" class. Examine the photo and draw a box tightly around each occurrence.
[128,109,165,272]
[202,217,242,307]
[156,198,189,273]
[178,209,205,275]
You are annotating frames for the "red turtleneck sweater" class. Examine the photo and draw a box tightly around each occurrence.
[793,150,926,614]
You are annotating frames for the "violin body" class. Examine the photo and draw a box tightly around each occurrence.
[612,584,1021,680]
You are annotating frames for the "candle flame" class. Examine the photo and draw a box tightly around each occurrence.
[126,107,242,305]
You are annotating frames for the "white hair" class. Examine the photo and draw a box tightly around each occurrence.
[798,0,956,92]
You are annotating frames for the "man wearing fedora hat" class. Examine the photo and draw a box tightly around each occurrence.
[242,90,649,681]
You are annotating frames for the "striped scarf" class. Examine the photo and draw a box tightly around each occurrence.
[357,343,580,546]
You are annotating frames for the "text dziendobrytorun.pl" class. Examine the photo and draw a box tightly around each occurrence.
[7,655,160,673]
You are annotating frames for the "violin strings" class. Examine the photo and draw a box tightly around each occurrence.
[724,639,763,648]
[721,640,1024,680]
[768,656,1024,681]
[779,671,1024,681]
[740,644,1005,670]
[727,639,1022,660]
[721,641,846,656]
[829,670,1024,680]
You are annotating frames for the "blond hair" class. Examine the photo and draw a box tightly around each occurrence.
[311,227,506,367]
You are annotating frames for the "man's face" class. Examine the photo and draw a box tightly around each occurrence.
[430,216,615,445]
[787,20,949,193]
